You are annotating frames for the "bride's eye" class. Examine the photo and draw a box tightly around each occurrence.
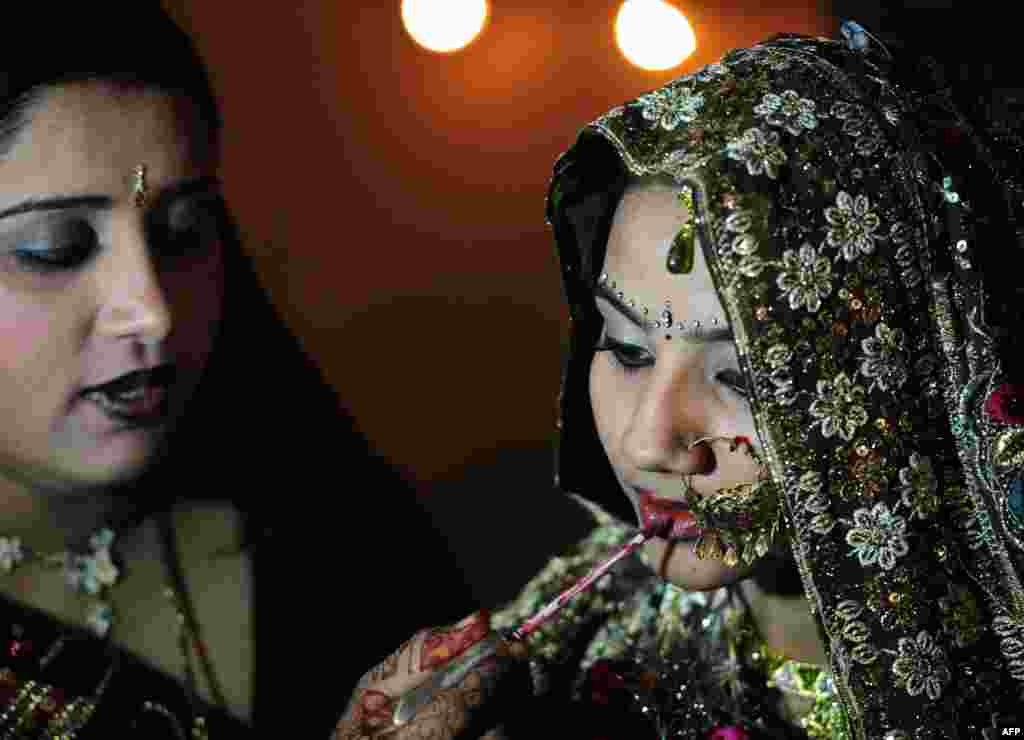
[715,368,749,398]
[595,332,654,373]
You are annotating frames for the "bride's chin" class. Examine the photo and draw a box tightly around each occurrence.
[641,537,754,592]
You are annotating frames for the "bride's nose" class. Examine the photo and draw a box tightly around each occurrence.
[621,361,718,477]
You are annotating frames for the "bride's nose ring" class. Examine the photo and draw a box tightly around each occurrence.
[689,435,753,452]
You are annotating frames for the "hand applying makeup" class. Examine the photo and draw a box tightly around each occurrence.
[329,609,531,740]
[331,518,671,738]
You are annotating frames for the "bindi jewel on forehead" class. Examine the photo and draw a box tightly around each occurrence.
[597,273,725,340]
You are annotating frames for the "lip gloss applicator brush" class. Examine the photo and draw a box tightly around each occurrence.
[393,515,674,725]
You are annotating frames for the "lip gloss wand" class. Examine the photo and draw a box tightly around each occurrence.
[392,515,673,725]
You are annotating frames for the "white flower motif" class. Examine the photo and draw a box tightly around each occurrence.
[899,453,939,519]
[753,89,819,135]
[845,501,909,571]
[0,536,23,573]
[776,242,832,312]
[637,84,704,131]
[726,127,787,180]
[891,630,952,700]
[825,191,883,262]
[809,372,869,441]
[860,322,909,391]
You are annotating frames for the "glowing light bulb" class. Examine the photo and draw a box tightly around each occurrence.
[401,0,489,54]
[615,0,696,71]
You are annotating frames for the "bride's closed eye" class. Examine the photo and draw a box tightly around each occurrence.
[594,330,653,373]
[714,368,749,399]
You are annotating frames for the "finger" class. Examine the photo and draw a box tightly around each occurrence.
[391,651,513,739]
[332,611,492,739]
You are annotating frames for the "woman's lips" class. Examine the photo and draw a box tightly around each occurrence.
[637,490,703,540]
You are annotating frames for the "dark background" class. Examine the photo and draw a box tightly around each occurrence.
[160,1,974,607]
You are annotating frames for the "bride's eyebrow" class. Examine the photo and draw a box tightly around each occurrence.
[594,282,733,343]
[595,282,645,328]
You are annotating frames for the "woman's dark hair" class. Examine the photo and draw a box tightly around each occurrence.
[0,6,221,155]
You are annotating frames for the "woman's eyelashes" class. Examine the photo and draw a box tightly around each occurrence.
[595,329,653,373]
[8,197,223,275]
[714,368,749,399]
[12,220,99,273]
[595,328,750,398]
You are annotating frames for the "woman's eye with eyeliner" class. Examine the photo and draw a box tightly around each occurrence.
[595,332,654,373]
[715,368,749,398]
[12,223,98,274]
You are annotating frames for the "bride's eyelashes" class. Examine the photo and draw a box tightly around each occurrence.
[594,329,750,398]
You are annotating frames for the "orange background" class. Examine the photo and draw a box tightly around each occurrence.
[163,2,833,487]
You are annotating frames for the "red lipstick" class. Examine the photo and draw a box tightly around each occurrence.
[637,490,703,540]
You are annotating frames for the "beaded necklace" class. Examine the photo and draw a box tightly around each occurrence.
[0,512,226,739]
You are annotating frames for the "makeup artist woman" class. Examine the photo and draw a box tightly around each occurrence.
[0,5,475,739]
[336,25,1024,740]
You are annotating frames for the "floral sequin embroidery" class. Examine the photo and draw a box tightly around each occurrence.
[776,242,833,312]
[859,322,909,391]
[753,89,819,135]
[809,372,869,441]
[845,501,909,571]
[637,84,705,131]
[891,631,952,701]
[726,127,787,179]
[824,191,883,262]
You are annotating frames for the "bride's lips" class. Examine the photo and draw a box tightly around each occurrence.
[636,490,703,541]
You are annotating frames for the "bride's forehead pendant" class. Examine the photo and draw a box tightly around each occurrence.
[666,183,697,275]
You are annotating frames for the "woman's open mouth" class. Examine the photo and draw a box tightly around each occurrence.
[637,490,703,541]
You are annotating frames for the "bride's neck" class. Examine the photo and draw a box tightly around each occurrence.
[738,575,829,668]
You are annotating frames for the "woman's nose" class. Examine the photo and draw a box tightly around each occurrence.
[94,221,173,344]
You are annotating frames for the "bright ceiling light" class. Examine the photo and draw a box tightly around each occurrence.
[615,0,696,72]
[401,0,489,54]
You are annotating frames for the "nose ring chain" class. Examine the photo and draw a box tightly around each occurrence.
[678,435,785,567]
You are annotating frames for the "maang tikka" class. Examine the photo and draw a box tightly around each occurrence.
[132,164,148,208]
[666,183,698,274]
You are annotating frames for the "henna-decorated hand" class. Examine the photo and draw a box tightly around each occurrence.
[331,610,528,740]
